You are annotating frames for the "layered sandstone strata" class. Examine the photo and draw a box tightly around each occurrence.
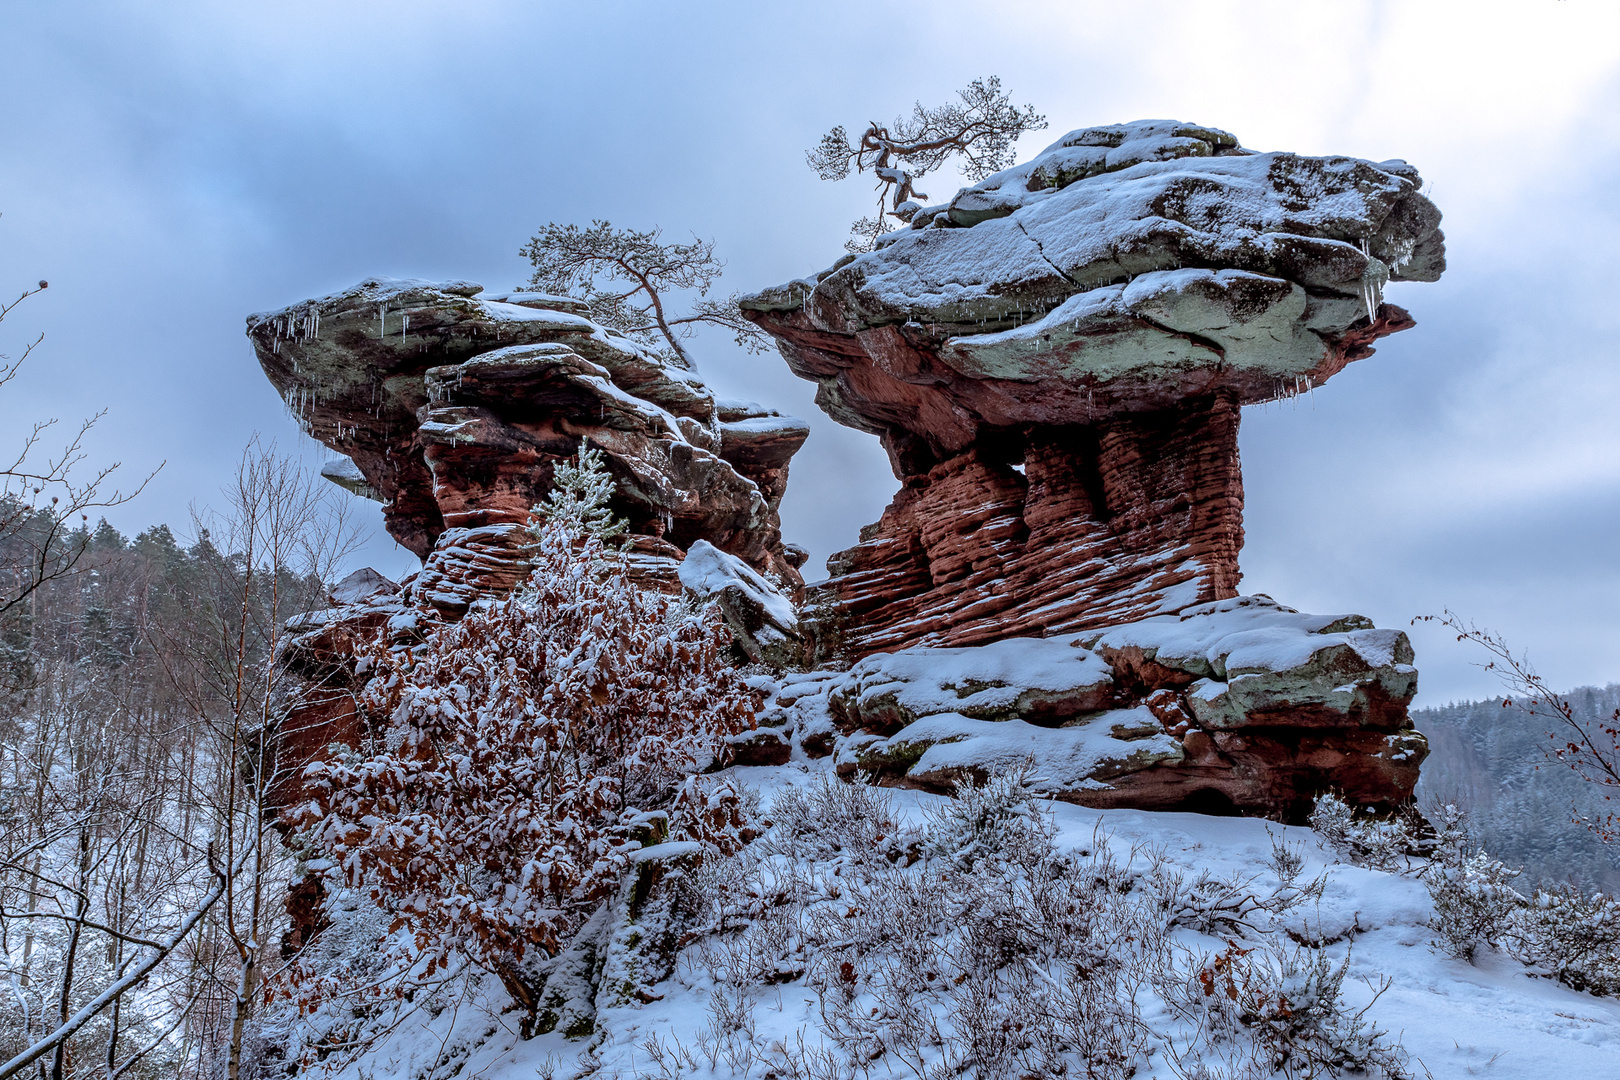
[742,120,1443,658]
[754,596,1426,822]
[248,277,809,616]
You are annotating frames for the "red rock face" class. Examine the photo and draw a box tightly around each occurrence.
[248,280,813,825]
[737,122,1446,817]
[743,122,1442,661]
[810,392,1246,656]
[263,605,392,816]
[247,279,810,617]
[1066,725,1424,823]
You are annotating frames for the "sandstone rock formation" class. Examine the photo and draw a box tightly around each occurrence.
[253,120,1445,828]
[743,119,1443,658]
[753,596,1424,821]
[248,277,809,617]
[248,279,809,814]
[677,540,802,666]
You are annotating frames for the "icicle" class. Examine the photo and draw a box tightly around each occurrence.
[1359,238,1389,323]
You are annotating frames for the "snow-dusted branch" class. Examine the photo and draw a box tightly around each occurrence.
[0,843,248,1080]
[1419,610,1620,842]
[0,275,162,622]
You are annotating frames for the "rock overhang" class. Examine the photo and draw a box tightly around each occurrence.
[247,275,810,612]
[742,120,1444,458]
[740,120,1445,661]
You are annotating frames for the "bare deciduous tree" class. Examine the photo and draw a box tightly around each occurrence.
[0,273,158,631]
[807,76,1046,252]
[1421,611,1620,843]
[185,442,362,1080]
[519,220,771,370]
[0,441,359,1080]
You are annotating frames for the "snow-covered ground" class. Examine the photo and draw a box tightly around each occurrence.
[296,763,1620,1080]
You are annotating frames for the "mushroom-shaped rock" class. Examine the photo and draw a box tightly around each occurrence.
[247,277,810,617]
[743,121,1444,658]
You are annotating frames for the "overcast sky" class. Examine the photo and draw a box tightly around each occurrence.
[3,0,1618,704]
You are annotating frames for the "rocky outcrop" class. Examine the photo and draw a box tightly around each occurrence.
[253,121,1445,831]
[249,282,809,819]
[677,540,802,666]
[248,278,809,617]
[756,596,1426,822]
[743,120,1443,658]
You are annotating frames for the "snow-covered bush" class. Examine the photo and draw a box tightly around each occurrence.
[1426,851,1525,961]
[1509,884,1620,996]
[293,448,757,1023]
[761,771,908,865]
[1310,792,1620,990]
[672,768,1419,1079]
[920,758,1055,870]
[1307,792,1418,873]
[1159,939,1410,1080]
[1310,792,1519,961]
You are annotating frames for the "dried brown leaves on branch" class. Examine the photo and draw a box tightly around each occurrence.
[807,76,1046,252]
[519,220,771,368]
[294,448,758,1021]
[1420,610,1620,842]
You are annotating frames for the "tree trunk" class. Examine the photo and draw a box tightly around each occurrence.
[50,828,91,1080]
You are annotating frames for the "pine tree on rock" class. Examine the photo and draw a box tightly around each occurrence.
[807,76,1046,252]
[519,221,771,370]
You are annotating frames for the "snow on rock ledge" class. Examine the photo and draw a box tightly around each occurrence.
[1081,595,1420,730]
[828,635,1114,731]
[761,596,1425,821]
[247,276,810,617]
[678,540,802,666]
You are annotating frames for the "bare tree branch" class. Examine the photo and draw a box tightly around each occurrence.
[1418,610,1620,842]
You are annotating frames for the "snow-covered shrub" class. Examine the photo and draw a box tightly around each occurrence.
[1308,792,1417,873]
[1426,851,1524,961]
[761,771,908,865]
[1509,884,1620,995]
[678,768,1158,1078]
[920,758,1055,870]
[1140,834,1326,942]
[1160,940,1410,1080]
[1311,793,1620,990]
[250,888,417,1078]
[293,448,757,1023]
[1310,792,1523,963]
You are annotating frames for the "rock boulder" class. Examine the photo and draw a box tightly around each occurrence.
[248,278,810,617]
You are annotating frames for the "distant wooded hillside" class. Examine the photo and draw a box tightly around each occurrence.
[1415,686,1620,892]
